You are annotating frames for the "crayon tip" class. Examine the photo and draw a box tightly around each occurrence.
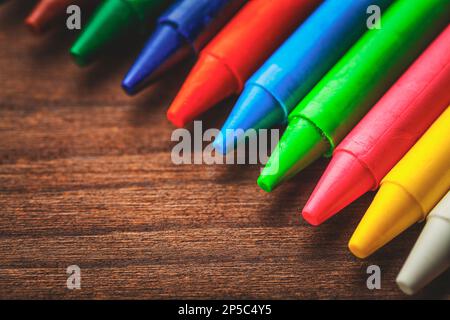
[395,280,415,296]
[349,182,424,258]
[70,46,90,67]
[396,215,450,295]
[123,24,189,95]
[214,85,286,155]
[257,174,276,193]
[25,17,43,34]
[212,131,230,156]
[257,117,329,192]
[302,151,377,226]
[167,54,239,127]
[70,0,137,66]
[25,1,59,34]
[25,14,45,34]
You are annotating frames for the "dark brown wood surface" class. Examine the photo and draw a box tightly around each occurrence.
[0,1,448,300]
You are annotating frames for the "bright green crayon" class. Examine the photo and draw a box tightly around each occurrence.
[258,0,450,192]
[70,0,168,66]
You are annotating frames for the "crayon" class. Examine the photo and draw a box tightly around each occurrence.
[25,0,95,34]
[257,0,450,192]
[349,107,450,259]
[70,0,168,66]
[302,25,450,226]
[396,191,450,295]
[166,0,321,128]
[122,0,245,95]
[214,0,393,154]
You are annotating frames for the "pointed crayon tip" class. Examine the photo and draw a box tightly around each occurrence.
[25,16,44,34]
[215,84,286,155]
[395,280,416,296]
[167,53,239,127]
[25,13,45,34]
[396,192,450,295]
[257,117,329,192]
[212,129,235,156]
[348,238,372,260]
[257,174,277,193]
[70,0,137,66]
[121,79,136,96]
[302,151,377,226]
[123,24,190,95]
[348,182,424,258]
[166,108,187,128]
[70,45,90,67]
[396,212,450,295]
[212,132,227,156]
[25,1,62,34]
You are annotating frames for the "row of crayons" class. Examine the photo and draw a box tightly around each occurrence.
[10,0,450,295]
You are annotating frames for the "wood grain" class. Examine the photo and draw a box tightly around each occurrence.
[0,1,448,299]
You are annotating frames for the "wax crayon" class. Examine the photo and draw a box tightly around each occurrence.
[214,0,393,154]
[166,0,321,128]
[349,107,450,259]
[25,0,95,34]
[70,0,168,66]
[302,25,450,226]
[396,191,450,295]
[257,0,450,192]
[122,0,245,95]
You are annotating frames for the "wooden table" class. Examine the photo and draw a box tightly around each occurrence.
[0,1,448,300]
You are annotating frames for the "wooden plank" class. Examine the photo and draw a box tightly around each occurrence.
[0,0,448,299]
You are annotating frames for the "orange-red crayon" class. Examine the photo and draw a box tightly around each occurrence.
[167,0,320,128]
[25,0,94,34]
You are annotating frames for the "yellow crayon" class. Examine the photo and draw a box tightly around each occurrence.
[349,107,450,259]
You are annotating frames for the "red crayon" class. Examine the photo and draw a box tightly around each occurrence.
[25,0,93,34]
[302,25,450,226]
[167,0,320,128]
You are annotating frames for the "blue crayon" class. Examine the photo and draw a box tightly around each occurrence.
[214,0,393,154]
[122,0,244,95]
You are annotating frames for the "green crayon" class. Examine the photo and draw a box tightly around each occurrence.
[258,0,450,192]
[70,0,168,66]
